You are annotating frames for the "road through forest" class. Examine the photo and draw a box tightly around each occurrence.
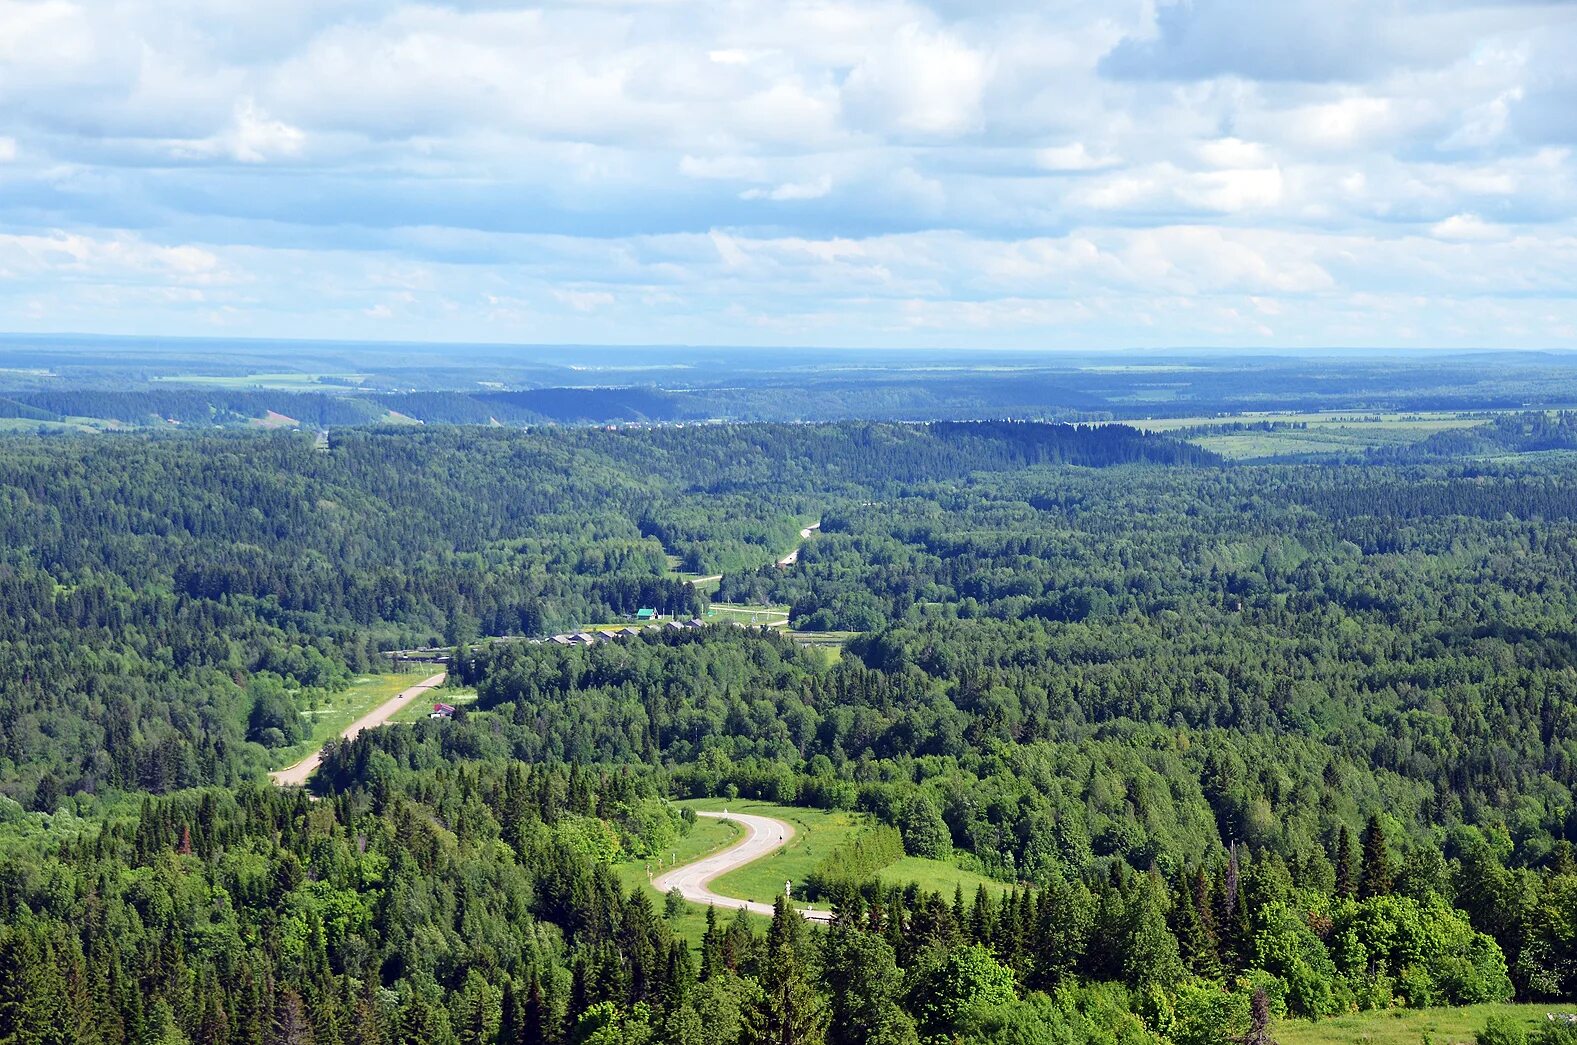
[268,672,447,787]
[775,521,821,567]
[652,810,833,922]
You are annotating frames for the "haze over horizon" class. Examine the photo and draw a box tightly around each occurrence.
[3,0,1577,350]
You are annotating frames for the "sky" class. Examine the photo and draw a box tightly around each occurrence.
[2,0,1577,350]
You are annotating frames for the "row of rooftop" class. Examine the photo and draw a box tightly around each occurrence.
[547,619,709,645]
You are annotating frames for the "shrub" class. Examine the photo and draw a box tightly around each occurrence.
[1477,1015,1529,1045]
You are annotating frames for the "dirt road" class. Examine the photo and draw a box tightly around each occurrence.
[651,810,832,922]
[268,672,446,787]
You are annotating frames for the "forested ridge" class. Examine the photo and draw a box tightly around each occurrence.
[0,422,1190,804]
[2,421,1577,1044]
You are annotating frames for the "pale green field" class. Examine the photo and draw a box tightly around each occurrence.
[615,799,1156,952]
[387,688,477,723]
[0,415,128,433]
[1277,1003,1571,1045]
[704,603,791,626]
[785,630,858,650]
[269,673,427,769]
[150,372,368,389]
[876,856,1013,899]
[615,813,753,946]
[679,798,866,906]
[1190,421,1485,460]
[1120,411,1491,460]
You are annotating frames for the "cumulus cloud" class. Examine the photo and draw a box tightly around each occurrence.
[741,175,833,201]
[1036,143,1120,172]
[841,22,988,137]
[1099,0,1473,83]
[0,0,1575,347]
[1431,213,1507,241]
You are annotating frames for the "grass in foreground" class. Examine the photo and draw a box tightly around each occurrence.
[269,673,428,769]
[1276,1002,1567,1045]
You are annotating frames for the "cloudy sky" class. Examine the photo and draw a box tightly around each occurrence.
[3,0,1577,349]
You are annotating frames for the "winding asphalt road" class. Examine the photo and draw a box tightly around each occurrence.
[268,672,447,787]
[652,811,833,922]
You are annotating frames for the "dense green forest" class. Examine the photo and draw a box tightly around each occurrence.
[2,420,1577,1044]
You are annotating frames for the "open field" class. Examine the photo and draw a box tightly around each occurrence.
[0,415,129,433]
[705,602,791,626]
[623,802,1022,944]
[615,812,752,946]
[1277,1003,1573,1045]
[1123,411,1492,460]
[876,856,1013,899]
[678,798,865,907]
[785,629,859,649]
[150,372,369,389]
[269,673,432,769]
[387,688,477,723]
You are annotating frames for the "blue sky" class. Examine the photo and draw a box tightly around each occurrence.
[2,0,1576,349]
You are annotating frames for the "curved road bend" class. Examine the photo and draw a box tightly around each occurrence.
[775,521,821,567]
[268,672,447,787]
[652,811,833,923]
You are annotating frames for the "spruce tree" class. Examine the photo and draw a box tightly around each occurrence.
[699,906,724,982]
[1334,825,1358,898]
[1359,815,1393,899]
[742,897,827,1045]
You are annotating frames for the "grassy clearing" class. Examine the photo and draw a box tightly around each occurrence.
[269,673,427,769]
[150,372,368,389]
[679,798,866,907]
[614,814,753,947]
[620,802,1011,948]
[705,603,791,626]
[0,415,127,433]
[387,688,477,724]
[786,630,858,649]
[1118,411,1492,461]
[877,856,1013,899]
[1277,1003,1570,1045]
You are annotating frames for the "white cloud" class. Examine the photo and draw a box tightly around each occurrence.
[842,22,988,137]
[741,175,833,201]
[1036,143,1119,171]
[1194,137,1269,169]
[680,154,768,180]
[552,288,616,312]
[170,99,306,163]
[1180,167,1285,212]
[1431,213,1506,241]
[0,0,1574,347]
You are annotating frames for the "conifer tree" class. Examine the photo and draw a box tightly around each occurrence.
[821,923,917,1045]
[699,906,724,982]
[742,897,827,1045]
[1334,825,1357,898]
[1172,873,1221,979]
[1359,815,1393,899]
